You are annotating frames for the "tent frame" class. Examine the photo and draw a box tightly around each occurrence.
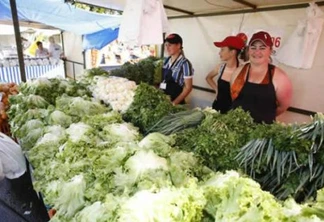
[169,1,324,19]
[10,0,26,82]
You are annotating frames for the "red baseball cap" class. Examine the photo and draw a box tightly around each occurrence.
[214,36,245,50]
[249,31,273,47]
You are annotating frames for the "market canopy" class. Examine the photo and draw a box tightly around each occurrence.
[0,0,121,49]
[0,0,121,35]
[81,0,324,18]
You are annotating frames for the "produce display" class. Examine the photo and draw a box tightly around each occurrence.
[4,62,324,222]
[122,83,184,133]
[90,76,137,112]
[109,56,161,85]
[0,82,18,135]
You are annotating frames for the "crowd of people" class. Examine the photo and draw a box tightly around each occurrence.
[161,31,292,124]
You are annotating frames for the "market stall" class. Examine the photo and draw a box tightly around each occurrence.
[2,0,324,221]
[4,67,324,221]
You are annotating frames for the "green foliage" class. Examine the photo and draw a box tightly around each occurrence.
[123,83,184,133]
[147,109,205,135]
[236,114,324,202]
[175,108,255,172]
[110,56,160,85]
[18,78,91,105]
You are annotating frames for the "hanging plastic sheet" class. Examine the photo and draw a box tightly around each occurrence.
[118,0,169,46]
[83,28,119,50]
[0,0,121,35]
[276,2,324,69]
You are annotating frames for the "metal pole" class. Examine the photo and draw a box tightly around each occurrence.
[81,35,86,69]
[160,33,166,58]
[10,0,26,82]
[60,31,67,78]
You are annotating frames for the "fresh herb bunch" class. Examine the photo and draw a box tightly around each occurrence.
[123,83,184,133]
[84,67,109,79]
[175,108,255,172]
[237,123,311,176]
[110,56,160,85]
[236,113,324,202]
[153,59,163,85]
[146,109,205,135]
[236,122,313,200]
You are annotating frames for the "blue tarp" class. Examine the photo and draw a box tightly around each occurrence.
[0,0,121,49]
[83,28,119,50]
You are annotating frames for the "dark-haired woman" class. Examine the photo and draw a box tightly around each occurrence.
[206,35,245,113]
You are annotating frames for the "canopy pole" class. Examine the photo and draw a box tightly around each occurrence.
[10,0,26,82]
[160,33,166,59]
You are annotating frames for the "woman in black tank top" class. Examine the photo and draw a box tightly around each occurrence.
[230,31,292,124]
[206,35,245,114]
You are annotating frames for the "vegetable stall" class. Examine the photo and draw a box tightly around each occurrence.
[4,57,324,221]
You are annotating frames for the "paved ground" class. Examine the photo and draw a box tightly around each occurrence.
[0,169,49,222]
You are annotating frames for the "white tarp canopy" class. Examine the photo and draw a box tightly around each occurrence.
[80,0,318,17]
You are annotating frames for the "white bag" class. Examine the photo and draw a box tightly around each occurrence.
[0,133,26,180]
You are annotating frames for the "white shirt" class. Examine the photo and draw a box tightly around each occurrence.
[35,48,49,58]
[49,43,62,60]
[0,133,26,180]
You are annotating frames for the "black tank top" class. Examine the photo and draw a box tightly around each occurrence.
[231,64,277,124]
[212,64,235,114]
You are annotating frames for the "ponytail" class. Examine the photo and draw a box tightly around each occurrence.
[229,47,242,66]
[239,46,249,62]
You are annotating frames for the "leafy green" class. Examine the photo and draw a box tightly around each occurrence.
[175,108,255,172]
[202,171,285,222]
[19,77,91,104]
[110,56,159,85]
[100,123,141,144]
[123,83,184,133]
[56,95,109,122]
[81,112,123,131]
[147,109,205,135]
[51,175,86,220]
[118,180,206,222]
[48,110,72,128]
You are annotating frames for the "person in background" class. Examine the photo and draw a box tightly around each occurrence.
[206,35,245,113]
[48,36,64,64]
[35,41,49,58]
[161,33,194,105]
[230,31,292,124]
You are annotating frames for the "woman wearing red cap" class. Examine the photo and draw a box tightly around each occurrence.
[161,33,193,105]
[206,35,245,113]
[230,31,292,124]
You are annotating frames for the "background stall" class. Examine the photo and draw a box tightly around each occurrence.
[78,0,324,124]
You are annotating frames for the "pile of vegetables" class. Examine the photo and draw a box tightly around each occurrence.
[109,56,161,85]
[0,82,18,135]
[90,76,137,112]
[235,114,324,201]
[175,107,255,172]
[6,75,324,221]
[147,109,205,135]
[18,77,91,104]
[123,83,185,133]
[83,57,162,86]
[172,107,324,202]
